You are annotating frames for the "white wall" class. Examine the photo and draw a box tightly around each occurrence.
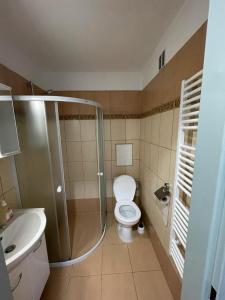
[141,0,209,89]
[33,71,142,91]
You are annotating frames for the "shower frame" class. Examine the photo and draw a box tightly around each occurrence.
[0,95,106,266]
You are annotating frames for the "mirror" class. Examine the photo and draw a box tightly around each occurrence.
[0,83,20,158]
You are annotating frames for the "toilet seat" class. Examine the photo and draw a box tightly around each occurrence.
[113,175,136,202]
[114,201,141,226]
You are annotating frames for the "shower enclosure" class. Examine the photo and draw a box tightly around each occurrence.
[7,95,106,264]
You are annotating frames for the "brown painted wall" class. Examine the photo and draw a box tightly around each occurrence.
[54,91,142,116]
[0,63,44,95]
[142,22,207,113]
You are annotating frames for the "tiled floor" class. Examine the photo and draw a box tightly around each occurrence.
[41,213,174,300]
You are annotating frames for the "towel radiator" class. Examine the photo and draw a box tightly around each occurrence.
[169,69,203,278]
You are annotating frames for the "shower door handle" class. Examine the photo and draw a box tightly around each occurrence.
[97,172,103,176]
[57,185,62,193]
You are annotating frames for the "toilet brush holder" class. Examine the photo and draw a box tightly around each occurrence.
[137,222,145,234]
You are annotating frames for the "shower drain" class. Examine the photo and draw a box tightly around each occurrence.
[5,244,16,254]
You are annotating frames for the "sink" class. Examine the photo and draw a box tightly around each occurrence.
[0,208,46,270]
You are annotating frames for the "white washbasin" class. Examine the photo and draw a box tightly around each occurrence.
[0,208,46,270]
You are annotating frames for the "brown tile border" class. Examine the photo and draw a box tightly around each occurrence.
[141,209,182,300]
[59,98,180,120]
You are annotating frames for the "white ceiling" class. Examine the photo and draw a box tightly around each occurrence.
[0,0,185,74]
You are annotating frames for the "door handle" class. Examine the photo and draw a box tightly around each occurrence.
[57,185,62,193]
[97,172,103,176]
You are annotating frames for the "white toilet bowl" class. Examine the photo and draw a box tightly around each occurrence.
[113,175,141,243]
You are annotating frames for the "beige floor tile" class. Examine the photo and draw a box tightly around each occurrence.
[102,245,132,274]
[133,271,174,300]
[72,212,101,257]
[70,246,102,276]
[102,273,137,300]
[41,267,71,300]
[66,276,101,300]
[103,223,124,246]
[128,240,160,272]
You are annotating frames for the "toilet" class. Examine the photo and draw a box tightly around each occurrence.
[113,175,141,243]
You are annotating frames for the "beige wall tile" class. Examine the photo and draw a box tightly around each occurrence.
[145,116,152,143]
[66,141,82,162]
[83,162,98,181]
[61,141,67,162]
[4,188,20,209]
[104,161,112,179]
[169,150,176,187]
[104,119,111,141]
[104,141,112,161]
[82,141,97,162]
[84,181,99,198]
[140,118,145,141]
[106,180,113,198]
[159,110,173,149]
[158,147,171,182]
[68,162,84,181]
[144,143,151,168]
[112,161,126,178]
[80,120,96,141]
[0,158,15,193]
[111,119,125,141]
[102,273,137,300]
[70,181,84,199]
[172,108,179,150]
[134,271,173,300]
[129,140,139,160]
[125,119,140,140]
[59,120,65,141]
[65,120,80,141]
[151,114,160,145]
[150,144,159,175]
[126,160,140,179]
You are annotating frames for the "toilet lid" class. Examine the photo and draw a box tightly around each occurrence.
[113,175,136,202]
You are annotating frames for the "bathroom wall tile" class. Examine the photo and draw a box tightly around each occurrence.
[111,161,126,179]
[84,181,99,198]
[151,114,160,145]
[102,273,137,300]
[59,120,65,141]
[159,110,173,149]
[4,188,20,209]
[66,276,101,300]
[104,119,111,141]
[129,140,139,160]
[61,141,67,162]
[133,271,173,300]
[145,116,152,143]
[82,141,97,162]
[128,240,160,272]
[65,180,71,200]
[102,244,132,274]
[65,120,81,141]
[70,181,84,199]
[140,118,145,141]
[150,144,159,175]
[68,162,84,181]
[66,141,82,162]
[172,108,180,150]
[125,119,140,140]
[144,143,151,168]
[140,141,144,162]
[126,160,140,179]
[111,140,125,161]
[104,141,112,161]
[158,147,171,182]
[106,180,113,198]
[169,150,176,188]
[0,158,15,193]
[83,162,98,181]
[104,161,112,179]
[80,120,96,141]
[111,119,125,141]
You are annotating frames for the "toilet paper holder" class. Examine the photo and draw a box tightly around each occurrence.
[154,183,170,204]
